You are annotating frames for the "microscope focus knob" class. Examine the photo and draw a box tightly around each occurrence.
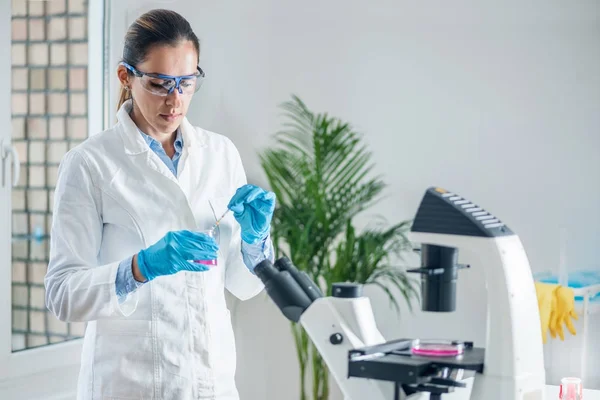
[332,283,362,298]
[329,333,344,345]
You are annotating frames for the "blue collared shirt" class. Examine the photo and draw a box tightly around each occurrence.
[144,127,184,176]
[115,129,273,302]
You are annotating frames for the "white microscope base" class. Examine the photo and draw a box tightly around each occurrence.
[398,378,600,400]
[402,379,600,400]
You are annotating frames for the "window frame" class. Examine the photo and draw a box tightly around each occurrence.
[0,0,108,392]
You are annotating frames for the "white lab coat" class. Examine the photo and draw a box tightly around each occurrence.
[45,99,264,400]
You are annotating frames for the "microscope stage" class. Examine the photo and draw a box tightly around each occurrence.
[348,339,485,385]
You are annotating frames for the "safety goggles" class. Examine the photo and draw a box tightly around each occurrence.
[121,62,205,97]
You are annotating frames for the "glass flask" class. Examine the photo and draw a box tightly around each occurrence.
[193,227,219,267]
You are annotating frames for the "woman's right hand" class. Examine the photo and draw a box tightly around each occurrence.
[135,230,219,282]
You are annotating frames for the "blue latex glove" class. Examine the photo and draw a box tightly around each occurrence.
[228,184,276,244]
[137,230,218,281]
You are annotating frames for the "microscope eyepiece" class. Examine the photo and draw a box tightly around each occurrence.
[275,256,324,301]
[253,258,315,322]
[254,259,279,282]
[274,256,294,271]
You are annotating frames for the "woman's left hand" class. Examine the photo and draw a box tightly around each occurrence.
[228,184,276,244]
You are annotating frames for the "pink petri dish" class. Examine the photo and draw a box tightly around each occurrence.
[411,339,464,357]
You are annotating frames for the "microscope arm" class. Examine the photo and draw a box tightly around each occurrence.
[407,186,546,399]
[409,232,545,399]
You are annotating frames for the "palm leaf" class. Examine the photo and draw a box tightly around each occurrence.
[259,95,419,397]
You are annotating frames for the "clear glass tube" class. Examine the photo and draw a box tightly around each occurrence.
[559,377,583,400]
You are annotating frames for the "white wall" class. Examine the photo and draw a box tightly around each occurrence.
[111,1,600,399]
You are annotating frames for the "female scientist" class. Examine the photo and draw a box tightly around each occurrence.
[44,9,275,400]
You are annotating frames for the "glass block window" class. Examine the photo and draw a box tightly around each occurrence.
[11,0,88,352]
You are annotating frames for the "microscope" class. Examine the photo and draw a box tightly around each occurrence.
[254,187,546,399]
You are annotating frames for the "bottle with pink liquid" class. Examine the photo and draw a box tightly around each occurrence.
[559,377,583,400]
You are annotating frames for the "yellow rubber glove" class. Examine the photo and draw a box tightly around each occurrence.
[550,286,578,341]
[535,282,558,344]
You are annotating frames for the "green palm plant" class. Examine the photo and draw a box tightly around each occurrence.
[259,95,419,400]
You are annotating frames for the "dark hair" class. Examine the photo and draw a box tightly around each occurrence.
[117,9,200,110]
